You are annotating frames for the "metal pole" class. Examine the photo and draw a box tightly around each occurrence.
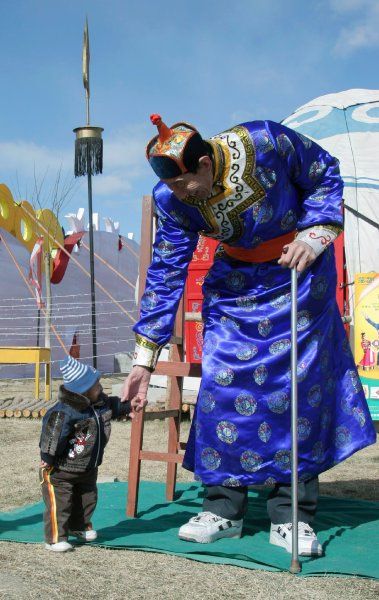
[87,144,97,369]
[36,308,41,346]
[44,247,52,401]
[290,266,301,574]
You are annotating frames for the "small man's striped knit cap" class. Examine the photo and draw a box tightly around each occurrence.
[60,355,101,394]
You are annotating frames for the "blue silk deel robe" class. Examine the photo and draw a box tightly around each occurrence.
[133,120,376,486]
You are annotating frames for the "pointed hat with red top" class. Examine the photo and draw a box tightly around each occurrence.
[146,114,208,179]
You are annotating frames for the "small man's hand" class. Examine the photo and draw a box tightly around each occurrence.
[278,240,316,273]
[40,461,50,468]
[130,396,148,414]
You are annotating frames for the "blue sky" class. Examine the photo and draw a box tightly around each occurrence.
[0,0,378,240]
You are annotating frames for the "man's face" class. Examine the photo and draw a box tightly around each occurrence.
[162,156,213,201]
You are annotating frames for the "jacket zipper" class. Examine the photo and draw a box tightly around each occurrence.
[91,406,101,467]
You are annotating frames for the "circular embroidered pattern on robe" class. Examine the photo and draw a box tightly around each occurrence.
[286,360,310,383]
[252,129,274,154]
[341,396,354,415]
[140,319,163,340]
[309,160,327,181]
[274,450,291,471]
[297,310,313,331]
[269,339,291,356]
[216,421,239,445]
[312,186,332,203]
[253,364,268,386]
[234,392,257,416]
[352,406,366,428]
[310,275,328,300]
[276,133,295,159]
[280,209,297,231]
[335,426,352,449]
[240,450,263,472]
[203,332,218,354]
[220,316,240,331]
[297,417,312,441]
[258,421,272,443]
[307,384,322,408]
[270,293,291,309]
[348,370,362,393]
[255,166,277,190]
[236,295,258,312]
[297,132,313,149]
[199,391,215,413]
[201,447,221,470]
[204,290,220,306]
[164,270,182,289]
[236,343,258,361]
[225,270,246,292]
[312,441,325,463]
[141,291,159,311]
[214,367,234,386]
[252,199,274,223]
[222,477,242,487]
[156,240,175,257]
[258,317,273,337]
[267,391,289,414]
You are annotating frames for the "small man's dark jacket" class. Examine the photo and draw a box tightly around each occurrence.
[39,385,131,473]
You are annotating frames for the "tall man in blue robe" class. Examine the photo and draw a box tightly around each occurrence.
[122,114,376,556]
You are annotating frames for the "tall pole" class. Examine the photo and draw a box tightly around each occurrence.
[87,145,97,368]
[73,18,103,369]
[44,245,52,400]
[290,267,301,574]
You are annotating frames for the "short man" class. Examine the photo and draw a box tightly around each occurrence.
[123,114,376,556]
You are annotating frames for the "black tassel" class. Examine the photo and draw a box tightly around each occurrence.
[74,136,103,177]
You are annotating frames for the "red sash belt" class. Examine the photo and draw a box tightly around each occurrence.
[223,231,296,263]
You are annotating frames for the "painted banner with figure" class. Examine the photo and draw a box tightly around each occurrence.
[354,273,379,419]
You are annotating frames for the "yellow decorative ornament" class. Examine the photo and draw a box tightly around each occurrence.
[0,184,64,271]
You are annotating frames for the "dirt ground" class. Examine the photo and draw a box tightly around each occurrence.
[0,377,378,600]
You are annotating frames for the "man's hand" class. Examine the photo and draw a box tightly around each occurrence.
[121,365,151,415]
[278,240,316,273]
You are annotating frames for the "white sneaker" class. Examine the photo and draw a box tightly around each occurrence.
[69,528,98,542]
[178,511,243,543]
[45,541,74,552]
[270,522,323,556]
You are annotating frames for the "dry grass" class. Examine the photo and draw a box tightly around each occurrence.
[0,392,378,600]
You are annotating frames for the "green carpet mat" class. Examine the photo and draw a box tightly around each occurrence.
[0,481,378,578]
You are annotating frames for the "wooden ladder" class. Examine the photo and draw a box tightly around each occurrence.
[126,195,201,517]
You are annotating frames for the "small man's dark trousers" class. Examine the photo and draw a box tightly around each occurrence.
[40,466,98,544]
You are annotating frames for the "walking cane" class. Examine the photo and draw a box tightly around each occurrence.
[290,266,301,574]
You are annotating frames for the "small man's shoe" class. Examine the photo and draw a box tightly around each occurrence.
[69,528,98,542]
[45,541,74,552]
[270,522,323,556]
[178,511,242,544]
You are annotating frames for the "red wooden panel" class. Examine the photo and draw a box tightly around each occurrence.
[185,236,218,362]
